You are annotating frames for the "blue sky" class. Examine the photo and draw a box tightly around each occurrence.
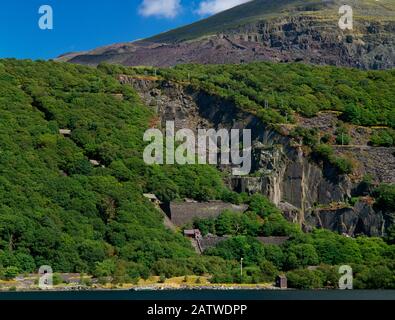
[0,0,251,60]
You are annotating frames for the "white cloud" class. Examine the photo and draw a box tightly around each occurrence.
[197,0,252,16]
[139,0,182,18]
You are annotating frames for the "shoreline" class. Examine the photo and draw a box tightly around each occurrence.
[0,284,280,292]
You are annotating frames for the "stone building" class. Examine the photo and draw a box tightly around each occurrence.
[164,201,248,226]
[199,234,229,252]
[276,275,288,289]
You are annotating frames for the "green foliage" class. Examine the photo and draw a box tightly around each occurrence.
[385,225,395,245]
[290,127,319,147]
[313,144,354,174]
[248,193,281,218]
[370,129,395,147]
[286,269,323,289]
[335,134,351,145]
[354,263,395,289]
[316,265,340,288]
[260,212,301,237]
[313,144,334,159]
[284,243,319,269]
[210,210,261,236]
[310,229,363,265]
[3,266,19,280]
[373,184,395,212]
[205,236,265,265]
[263,244,285,269]
[320,133,331,144]
[93,259,116,278]
[290,129,354,174]
[159,275,166,283]
[193,195,300,238]
[206,244,279,284]
[194,205,395,286]
[1,59,394,288]
[53,273,64,285]
[330,156,354,174]
[0,59,208,276]
[147,165,230,203]
[258,260,279,283]
[107,62,395,128]
[151,256,230,279]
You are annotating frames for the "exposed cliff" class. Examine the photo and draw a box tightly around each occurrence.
[60,0,395,70]
[119,75,394,236]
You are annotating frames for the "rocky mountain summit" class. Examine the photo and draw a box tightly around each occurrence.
[59,0,395,69]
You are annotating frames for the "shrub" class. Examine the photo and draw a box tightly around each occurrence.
[159,275,166,283]
[336,134,351,145]
[320,133,332,144]
[284,244,320,270]
[3,266,19,280]
[286,269,323,289]
[313,145,353,174]
[354,265,395,289]
[290,127,319,147]
[374,184,395,212]
[370,129,395,147]
[53,274,64,285]
[258,260,279,282]
[331,156,353,174]
[248,194,280,218]
[314,144,334,159]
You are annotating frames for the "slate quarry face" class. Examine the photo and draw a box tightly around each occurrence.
[61,0,395,70]
[122,75,394,236]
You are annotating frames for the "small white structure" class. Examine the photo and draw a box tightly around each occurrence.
[89,159,100,166]
[59,129,71,136]
[185,198,198,203]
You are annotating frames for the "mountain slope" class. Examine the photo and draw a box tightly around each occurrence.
[60,0,395,69]
[1,59,395,288]
[0,59,235,276]
[147,0,395,43]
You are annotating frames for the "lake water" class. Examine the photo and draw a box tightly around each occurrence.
[0,290,394,300]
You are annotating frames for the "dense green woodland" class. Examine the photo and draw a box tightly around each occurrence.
[0,60,394,288]
[102,62,395,129]
[0,59,228,281]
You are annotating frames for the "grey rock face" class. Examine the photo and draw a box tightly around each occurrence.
[305,201,387,237]
[124,76,391,236]
[64,15,395,70]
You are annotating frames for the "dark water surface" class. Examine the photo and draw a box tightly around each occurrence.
[0,290,394,300]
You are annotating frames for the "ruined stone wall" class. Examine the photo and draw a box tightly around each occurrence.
[169,202,248,226]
